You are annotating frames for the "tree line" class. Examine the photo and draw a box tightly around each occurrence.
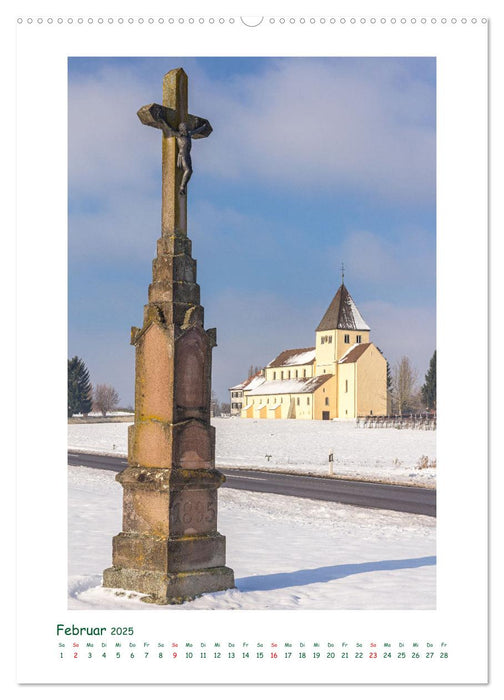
[68,356,121,417]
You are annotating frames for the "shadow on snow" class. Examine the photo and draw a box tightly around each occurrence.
[236,556,436,592]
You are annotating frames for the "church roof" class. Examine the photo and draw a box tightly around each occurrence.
[267,347,316,368]
[229,371,265,391]
[316,284,370,332]
[246,374,332,396]
[338,342,371,364]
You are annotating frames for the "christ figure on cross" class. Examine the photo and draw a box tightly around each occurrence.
[158,119,209,195]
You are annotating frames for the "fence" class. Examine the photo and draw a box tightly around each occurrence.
[356,414,436,430]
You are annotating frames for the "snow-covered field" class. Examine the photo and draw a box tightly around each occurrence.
[68,465,436,610]
[68,417,436,486]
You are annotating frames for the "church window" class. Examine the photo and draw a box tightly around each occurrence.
[356,335,362,343]
[303,369,307,377]
[297,397,300,405]
[325,397,329,406]
[288,371,291,379]
[273,371,276,380]
[344,334,350,343]
[281,371,284,379]
[328,336,332,343]
[321,337,325,344]
[267,398,269,404]
[345,380,348,393]
[295,370,298,378]
[307,397,310,405]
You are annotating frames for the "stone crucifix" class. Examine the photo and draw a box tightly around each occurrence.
[103,67,234,604]
[137,68,212,237]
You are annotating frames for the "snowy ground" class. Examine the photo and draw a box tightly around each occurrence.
[68,417,436,487]
[68,465,436,610]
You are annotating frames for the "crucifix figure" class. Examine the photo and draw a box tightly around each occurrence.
[158,119,209,195]
[137,68,212,235]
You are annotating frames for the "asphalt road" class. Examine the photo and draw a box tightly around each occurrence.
[68,451,436,517]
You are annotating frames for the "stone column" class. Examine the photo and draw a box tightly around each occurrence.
[103,230,234,604]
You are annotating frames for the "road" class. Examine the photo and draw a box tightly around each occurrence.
[68,451,436,517]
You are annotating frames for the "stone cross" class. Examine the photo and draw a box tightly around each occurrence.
[103,68,234,605]
[137,68,212,236]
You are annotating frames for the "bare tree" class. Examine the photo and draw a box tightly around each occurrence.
[210,391,221,417]
[93,384,120,417]
[391,357,419,415]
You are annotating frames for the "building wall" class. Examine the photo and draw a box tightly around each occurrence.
[315,330,337,375]
[265,364,314,381]
[355,346,388,417]
[335,329,370,360]
[291,393,313,419]
[337,363,356,418]
[313,374,337,420]
[241,393,314,419]
[229,388,243,416]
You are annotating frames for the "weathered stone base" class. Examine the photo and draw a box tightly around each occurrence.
[102,565,235,605]
[111,532,227,572]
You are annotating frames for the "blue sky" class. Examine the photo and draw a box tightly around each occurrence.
[68,57,436,405]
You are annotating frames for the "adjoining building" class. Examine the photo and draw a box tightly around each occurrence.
[229,372,266,416]
[230,283,388,420]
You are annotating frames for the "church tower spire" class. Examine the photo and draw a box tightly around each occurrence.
[315,280,371,374]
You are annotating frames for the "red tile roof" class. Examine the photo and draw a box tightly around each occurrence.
[338,343,371,364]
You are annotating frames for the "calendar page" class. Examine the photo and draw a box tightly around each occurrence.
[14,0,490,690]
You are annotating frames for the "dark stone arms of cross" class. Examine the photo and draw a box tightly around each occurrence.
[138,103,212,195]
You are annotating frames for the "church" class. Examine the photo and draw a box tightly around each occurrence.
[229,282,388,420]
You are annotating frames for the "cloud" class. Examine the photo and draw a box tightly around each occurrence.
[195,58,435,203]
[69,58,435,205]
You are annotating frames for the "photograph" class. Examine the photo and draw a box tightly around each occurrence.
[67,56,437,610]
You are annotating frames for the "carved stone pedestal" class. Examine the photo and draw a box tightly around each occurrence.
[103,467,234,604]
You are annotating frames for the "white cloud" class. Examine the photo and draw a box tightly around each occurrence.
[69,58,435,204]
[195,58,435,202]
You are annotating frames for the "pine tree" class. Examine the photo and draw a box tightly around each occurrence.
[68,356,93,417]
[421,351,436,410]
[386,361,392,391]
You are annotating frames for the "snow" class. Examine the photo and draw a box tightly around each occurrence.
[345,294,370,330]
[68,465,435,610]
[280,349,316,366]
[247,378,314,395]
[68,418,436,487]
[244,374,266,391]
